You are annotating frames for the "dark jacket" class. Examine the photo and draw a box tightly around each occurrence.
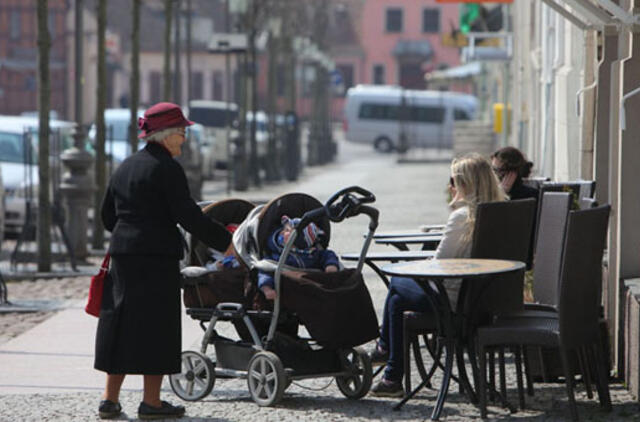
[102,142,231,257]
[508,180,539,201]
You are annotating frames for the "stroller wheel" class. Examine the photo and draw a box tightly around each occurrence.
[336,347,373,399]
[169,350,216,401]
[247,351,286,406]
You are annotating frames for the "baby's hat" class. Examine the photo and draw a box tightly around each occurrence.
[281,215,324,248]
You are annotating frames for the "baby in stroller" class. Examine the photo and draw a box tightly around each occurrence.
[258,215,339,300]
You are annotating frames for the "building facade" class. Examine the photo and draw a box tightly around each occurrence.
[0,0,69,118]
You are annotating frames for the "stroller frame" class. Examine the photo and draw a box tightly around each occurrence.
[170,187,380,406]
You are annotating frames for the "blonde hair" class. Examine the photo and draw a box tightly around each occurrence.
[451,153,507,243]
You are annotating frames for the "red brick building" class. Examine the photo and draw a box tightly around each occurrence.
[0,0,69,117]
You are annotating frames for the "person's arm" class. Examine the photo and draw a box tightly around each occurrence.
[434,207,469,259]
[321,249,340,272]
[100,184,117,232]
[162,160,231,251]
[257,271,277,300]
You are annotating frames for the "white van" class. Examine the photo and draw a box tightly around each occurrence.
[343,85,477,152]
[188,100,238,174]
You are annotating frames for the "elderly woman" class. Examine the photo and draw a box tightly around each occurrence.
[491,146,538,200]
[370,154,507,397]
[94,102,231,420]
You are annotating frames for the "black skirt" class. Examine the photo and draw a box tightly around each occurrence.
[94,255,181,375]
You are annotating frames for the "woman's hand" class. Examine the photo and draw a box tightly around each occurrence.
[500,171,517,194]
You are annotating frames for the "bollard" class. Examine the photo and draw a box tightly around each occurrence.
[59,124,95,260]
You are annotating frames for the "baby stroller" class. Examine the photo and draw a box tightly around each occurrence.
[170,187,380,406]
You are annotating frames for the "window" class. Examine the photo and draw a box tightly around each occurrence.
[409,105,445,123]
[422,8,440,33]
[386,8,403,33]
[212,71,223,100]
[336,64,354,94]
[372,65,385,85]
[48,12,56,39]
[358,103,399,120]
[190,71,203,100]
[276,64,286,97]
[454,108,472,121]
[10,10,21,40]
[149,71,161,105]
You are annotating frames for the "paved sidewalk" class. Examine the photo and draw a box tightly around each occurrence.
[1,139,637,421]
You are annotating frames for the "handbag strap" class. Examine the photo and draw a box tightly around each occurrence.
[100,253,111,271]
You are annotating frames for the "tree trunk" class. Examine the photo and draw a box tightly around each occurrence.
[92,0,107,250]
[173,0,182,105]
[186,0,192,104]
[163,0,173,101]
[36,0,52,271]
[129,0,140,153]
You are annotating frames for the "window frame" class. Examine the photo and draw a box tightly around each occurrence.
[385,7,403,33]
[422,8,441,33]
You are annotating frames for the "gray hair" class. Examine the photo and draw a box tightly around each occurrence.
[143,127,183,143]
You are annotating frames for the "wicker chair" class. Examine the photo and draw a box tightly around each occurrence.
[476,206,612,420]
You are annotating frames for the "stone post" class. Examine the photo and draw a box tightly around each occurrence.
[60,0,94,259]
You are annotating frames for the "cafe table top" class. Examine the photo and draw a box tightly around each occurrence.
[381,258,526,279]
[341,250,435,261]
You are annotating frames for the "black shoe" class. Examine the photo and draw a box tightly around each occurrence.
[369,344,389,365]
[138,401,185,420]
[98,400,122,419]
[370,379,404,398]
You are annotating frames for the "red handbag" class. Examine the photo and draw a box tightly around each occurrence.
[85,253,111,317]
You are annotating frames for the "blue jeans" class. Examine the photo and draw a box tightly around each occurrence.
[379,276,437,382]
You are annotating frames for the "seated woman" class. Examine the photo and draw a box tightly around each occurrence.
[370,154,507,397]
[491,146,538,200]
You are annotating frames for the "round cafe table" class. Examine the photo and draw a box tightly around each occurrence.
[381,258,526,421]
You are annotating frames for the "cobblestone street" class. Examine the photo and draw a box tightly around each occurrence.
[0,138,638,421]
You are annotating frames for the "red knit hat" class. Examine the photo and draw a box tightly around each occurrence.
[138,102,194,139]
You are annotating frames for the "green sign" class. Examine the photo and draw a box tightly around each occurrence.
[460,4,480,34]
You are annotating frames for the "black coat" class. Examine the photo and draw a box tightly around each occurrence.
[95,142,231,375]
[101,142,230,258]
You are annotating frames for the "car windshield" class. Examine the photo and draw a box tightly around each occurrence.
[0,128,76,164]
[107,119,130,142]
[190,108,238,128]
[0,131,29,164]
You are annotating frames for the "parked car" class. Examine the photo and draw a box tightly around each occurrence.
[88,108,145,168]
[0,115,76,237]
[188,100,238,176]
[176,123,205,200]
[343,85,477,152]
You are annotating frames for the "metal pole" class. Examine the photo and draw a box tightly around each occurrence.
[225,0,232,195]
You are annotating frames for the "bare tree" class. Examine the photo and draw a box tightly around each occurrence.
[129,0,141,153]
[92,0,107,249]
[36,0,52,271]
[163,0,173,101]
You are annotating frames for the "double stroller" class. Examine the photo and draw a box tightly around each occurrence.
[170,187,381,406]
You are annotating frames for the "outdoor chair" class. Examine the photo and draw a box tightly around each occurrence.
[522,177,550,191]
[487,192,571,406]
[476,205,612,421]
[402,198,536,398]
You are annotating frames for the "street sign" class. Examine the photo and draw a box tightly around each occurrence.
[208,33,248,54]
